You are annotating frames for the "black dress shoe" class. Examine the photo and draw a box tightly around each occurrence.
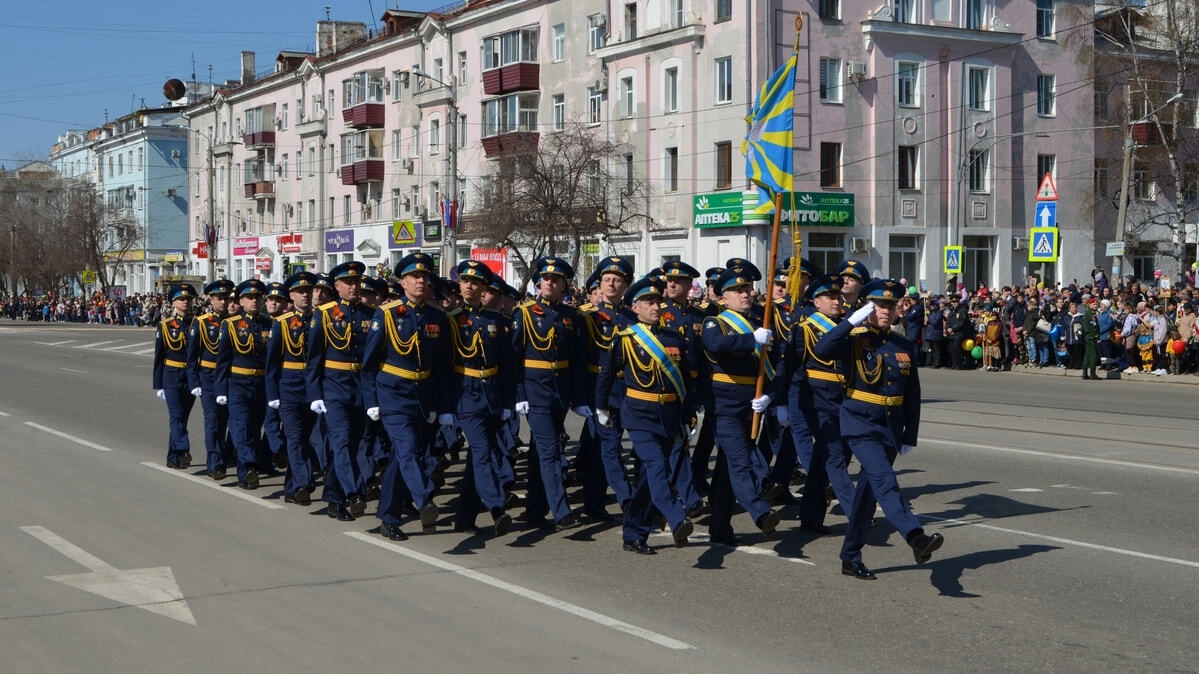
[348,494,366,516]
[272,451,288,471]
[774,490,801,506]
[326,503,354,521]
[453,522,478,534]
[554,513,583,532]
[841,560,877,580]
[380,523,408,540]
[242,468,259,490]
[209,467,227,481]
[686,499,710,518]
[166,457,181,469]
[180,453,192,469]
[709,534,744,547]
[799,522,833,535]
[622,539,656,555]
[756,510,781,536]
[492,512,512,537]
[760,479,783,501]
[672,519,694,548]
[284,488,312,506]
[909,531,944,564]
[419,502,439,531]
[364,477,381,501]
[583,509,613,522]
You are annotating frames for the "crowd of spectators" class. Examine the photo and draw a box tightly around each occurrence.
[0,292,167,326]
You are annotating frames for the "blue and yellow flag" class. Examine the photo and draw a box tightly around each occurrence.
[743,53,796,207]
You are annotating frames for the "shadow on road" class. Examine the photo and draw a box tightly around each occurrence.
[877,543,1061,597]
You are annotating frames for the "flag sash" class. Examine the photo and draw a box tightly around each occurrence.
[628,323,686,399]
[717,309,775,380]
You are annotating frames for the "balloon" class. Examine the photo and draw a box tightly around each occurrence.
[1048,325,1060,341]
[962,339,975,352]
[1171,339,1186,355]
[971,345,983,359]
[908,286,918,296]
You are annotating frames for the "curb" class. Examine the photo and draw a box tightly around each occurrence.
[1005,364,1199,386]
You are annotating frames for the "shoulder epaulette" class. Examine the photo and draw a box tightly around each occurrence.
[276,310,295,322]
[850,326,869,336]
[518,299,536,309]
[380,299,403,311]
[578,303,596,313]
[446,307,462,317]
[317,301,337,311]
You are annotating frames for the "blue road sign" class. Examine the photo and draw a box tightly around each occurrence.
[1035,202,1057,229]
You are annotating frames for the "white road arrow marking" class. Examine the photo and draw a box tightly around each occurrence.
[20,525,196,625]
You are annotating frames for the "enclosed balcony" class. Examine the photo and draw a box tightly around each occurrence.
[481,132,539,158]
[340,160,384,185]
[244,181,275,199]
[1130,121,1173,146]
[341,69,386,128]
[243,130,275,149]
[340,128,384,184]
[481,27,540,95]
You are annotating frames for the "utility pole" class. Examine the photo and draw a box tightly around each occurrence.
[412,66,459,275]
[206,137,216,283]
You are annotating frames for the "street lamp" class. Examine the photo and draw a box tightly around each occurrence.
[411,67,460,274]
[1113,91,1183,283]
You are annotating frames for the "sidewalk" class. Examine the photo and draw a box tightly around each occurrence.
[1008,363,1199,386]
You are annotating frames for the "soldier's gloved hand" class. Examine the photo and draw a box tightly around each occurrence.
[899,444,916,456]
[775,406,789,425]
[595,409,611,427]
[750,394,772,413]
[753,327,773,345]
[267,399,280,409]
[155,389,166,401]
[849,301,877,326]
[425,411,437,424]
[571,405,593,418]
[366,406,380,421]
[190,387,202,397]
[515,401,530,415]
[438,413,455,426]
[309,399,327,414]
[500,409,513,421]
[216,395,228,406]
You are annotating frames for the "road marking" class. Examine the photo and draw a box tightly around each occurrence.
[0,409,11,417]
[21,525,196,625]
[139,462,286,510]
[346,531,695,650]
[25,422,113,452]
[922,438,1199,475]
[647,531,817,566]
[74,340,120,349]
[59,367,88,374]
[920,514,1199,569]
[132,347,157,356]
[1008,488,1043,493]
[104,342,149,351]
[37,340,76,346]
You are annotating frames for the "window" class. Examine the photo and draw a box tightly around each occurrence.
[307,147,315,175]
[889,235,921,282]
[1132,162,1153,200]
[589,15,606,52]
[1094,159,1108,198]
[717,0,733,20]
[968,67,989,111]
[138,147,144,171]
[1037,75,1056,116]
[342,70,384,107]
[1037,154,1056,183]
[117,154,123,175]
[808,233,846,274]
[339,130,383,165]
[1180,92,1198,128]
[458,115,467,147]
[391,189,402,218]
[482,27,539,70]
[898,145,919,189]
[1036,0,1055,37]
[624,3,637,41]
[621,153,634,194]
[432,58,444,85]
[965,0,984,29]
[281,153,289,179]
[410,126,419,158]
[1095,88,1109,121]
[552,24,565,61]
[411,186,419,214]
[715,56,733,103]
[968,149,989,192]
[894,0,914,23]
[715,141,732,189]
[309,199,316,228]
[588,87,602,124]
[430,119,441,154]
[819,58,842,103]
[1182,165,1198,203]
[665,147,678,192]
[280,103,288,130]
[664,67,679,113]
[458,51,468,85]
[621,76,635,117]
[820,142,842,187]
[1131,255,1155,283]
[552,94,565,131]
[392,129,402,161]
[962,236,994,290]
[897,61,919,106]
[482,92,540,136]
[588,160,601,195]
[344,195,352,226]
[392,70,404,102]
[669,0,685,28]
[818,0,838,20]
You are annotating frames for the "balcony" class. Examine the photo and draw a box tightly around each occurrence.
[1131,121,1173,146]
[244,181,276,199]
[341,102,385,128]
[481,131,539,158]
[340,160,384,185]
[482,63,540,96]
[243,130,275,149]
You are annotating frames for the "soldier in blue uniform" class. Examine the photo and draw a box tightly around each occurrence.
[701,265,782,546]
[187,279,236,479]
[214,280,273,490]
[153,283,198,469]
[261,281,290,472]
[484,275,521,497]
[309,274,335,474]
[266,271,318,506]
[447,260,515,536]
[657,260,707,516]
[358,275,391,497]
[812,278,944,579]
[838,259,871,312]
[759,265,799,503]
[307,261,374,521]
[597,277,696,554]
[363,253,452,540]
[689,266,725,491]
[512,256,589,532]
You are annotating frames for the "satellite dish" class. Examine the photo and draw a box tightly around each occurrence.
[163,79,187,101]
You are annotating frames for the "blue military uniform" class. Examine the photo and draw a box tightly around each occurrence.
[362,253,452,540]
[838,259,871,314]
[187,279,236,478]
[689,266,726,488]
[214,279,273,489]
[153,283,198,468]
[265,272,318,505]
[656,260,707,513]
[261,281,289,471]
[812,278,944,579]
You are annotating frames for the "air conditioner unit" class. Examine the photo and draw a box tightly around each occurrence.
[170,149,181,159]
[595,78,608,92]
[401,159,414,173]
[847,61,867,78]
[593,14,607,27]
[1012,236,1028,251]
[383,79,391,93]
[165,188,176,198]
[851,237,869,253]
[335,167,341,177]
[416,205,428,218]
[274,116,283,128]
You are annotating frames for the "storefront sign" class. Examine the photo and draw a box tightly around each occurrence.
[780,192,854,226]
[390,220,420,248]
[423,220,442,243]
[233,236,259,256]
[255,256,272,271]
[325,229,354,253]
[693,192,744,229]
[470,247,507,276]
[192,241,208,259]
[277,233,303,253]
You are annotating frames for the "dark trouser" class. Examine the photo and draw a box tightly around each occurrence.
[321,398,365,505]
[581,409,631,513]
[622,428,687,543]
[708,414,771,540]
[199,373,231,472]
[926,341,943,368]
[690,409,716,489]
[163,386,194,463]
[455,413,507,528]
[226,376,266,482]
[377,410,436,525]
[1082,339,1099,373]
[840,436,922,564]
[949,334,965,368]
[524,405,572,522]
[1067,344,1083,370]
[278,399,316,496]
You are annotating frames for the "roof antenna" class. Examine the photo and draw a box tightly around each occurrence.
[324,5,331,21]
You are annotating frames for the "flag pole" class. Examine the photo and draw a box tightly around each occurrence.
[751,191,784,441]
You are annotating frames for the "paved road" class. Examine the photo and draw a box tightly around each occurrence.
[1,322,1196,672]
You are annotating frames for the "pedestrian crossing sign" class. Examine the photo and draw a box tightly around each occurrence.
[943,245,963,274]
[1028,227,1059,263]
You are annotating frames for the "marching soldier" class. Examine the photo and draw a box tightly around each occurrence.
[690,266,725,491]
[358,275,391,496]
[307,262,373,521]
[153,283,198,469]
[187,279,236,479]
[596,277,696,554]
[262,281,290,472]
[266,271,318,506]
[512,256,589,532]
[362,253,451,540]
[214,280,272,490]
[838,259,871,312]
[657,260,707,515]
[701,265,782,546]
[484,275,521,496]
[812,279,944,580]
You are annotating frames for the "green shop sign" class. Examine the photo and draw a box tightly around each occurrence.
[693,192,744,229]
[780,192,854,226]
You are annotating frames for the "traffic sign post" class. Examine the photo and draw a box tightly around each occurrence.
[1032,172,1059,281]
[1035,202,1057,229]
[944,245,963,275]
[1029,227,1059,263]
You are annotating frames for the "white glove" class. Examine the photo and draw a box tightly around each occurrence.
[190,387,202,397]
[366,406,380,421]
[849,301,876,326]
[501,409,513,421]
[571,405,593,418]
[438,413,455,426]
[688,421,699,437]
[776,406,789,425]
[215,395,228,406]
[753,327,773,345]
[515,401,530,415]
[750,394,772,413]
[310,399,327,414]
[155,389,166,400]
[899,444,915,456]
[425,411,437,424]
[595,409,611,427]
[267,399,280,409]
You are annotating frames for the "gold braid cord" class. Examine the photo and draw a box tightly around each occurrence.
[198,316,221,356]
[620,335,660,389]
[322,306,352,352]
[279,316,306,358]
[853,337,883,386]
[383,309,421,360]
[449,317,483,361]
[160,321,186,352]
[520,305,556,352]
[227,319,255,356]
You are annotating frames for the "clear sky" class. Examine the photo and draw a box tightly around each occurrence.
[0,0,452,169]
